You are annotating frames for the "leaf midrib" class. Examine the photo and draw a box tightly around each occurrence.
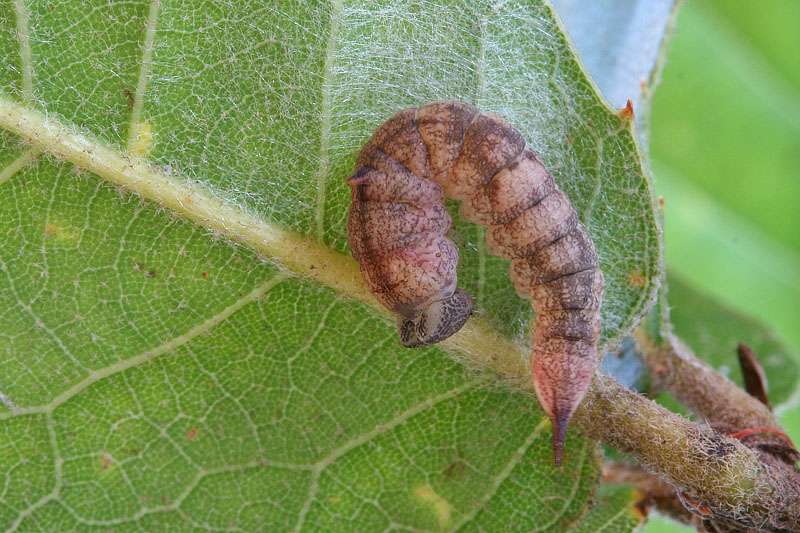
[0,96,533,393]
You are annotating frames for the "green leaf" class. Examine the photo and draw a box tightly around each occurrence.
[0,1,660,530]
[572,484,646,533]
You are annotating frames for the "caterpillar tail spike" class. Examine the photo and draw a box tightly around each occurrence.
[551,412,570,467]
[532,349,595,466]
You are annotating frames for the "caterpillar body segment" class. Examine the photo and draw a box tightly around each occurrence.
[346,101,604,466]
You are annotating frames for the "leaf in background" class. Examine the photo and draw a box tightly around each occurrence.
[551,0,678,135]
[648,11,800,531]
[572,484,646,533]
[0,1,660,530]
[650,0,800,353]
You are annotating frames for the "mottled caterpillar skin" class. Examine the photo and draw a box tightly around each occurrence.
[347,101,604,466]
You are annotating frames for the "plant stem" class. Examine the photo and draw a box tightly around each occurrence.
[574,370,799,531]
[635,329,779,430]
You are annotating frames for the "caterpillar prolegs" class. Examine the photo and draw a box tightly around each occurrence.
[346,101,604,466]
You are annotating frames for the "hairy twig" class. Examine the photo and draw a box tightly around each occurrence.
[574,372,800,532]
[635,329,779,430]
[620,328,800,531]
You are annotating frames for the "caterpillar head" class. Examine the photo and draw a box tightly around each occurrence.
[397,289,473,347]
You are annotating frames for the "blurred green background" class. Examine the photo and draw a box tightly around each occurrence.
[647,0,800,531]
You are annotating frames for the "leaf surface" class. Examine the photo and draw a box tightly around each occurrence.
[572,484,646,533]
[0,1,660,530]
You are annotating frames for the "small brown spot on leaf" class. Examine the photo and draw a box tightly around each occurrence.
[201,271,209,279]
[100,455,113,471]
[187,428,199,440]
[123,87,135,109]
[44,222,78,240]
[443,453,466,480]
[134,263,157,278]
[627,270,646,287]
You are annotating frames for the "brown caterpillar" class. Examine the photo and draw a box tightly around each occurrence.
[346,101,604,466]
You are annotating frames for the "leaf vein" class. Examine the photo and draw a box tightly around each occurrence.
[13,0,33,103]
[575,494,634,533]
[0,273,288,419]
[452,418,547,531]
[533,440,591,532]
[292,379,483,532]
[313,0,344,242]
[0,147,41,188]
[126,0,162,151]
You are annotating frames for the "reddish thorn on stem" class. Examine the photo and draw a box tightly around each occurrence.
[678,492,713,517]
[727,427,796,448]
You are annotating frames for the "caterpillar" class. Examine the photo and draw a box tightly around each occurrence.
[346,101,604,466]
